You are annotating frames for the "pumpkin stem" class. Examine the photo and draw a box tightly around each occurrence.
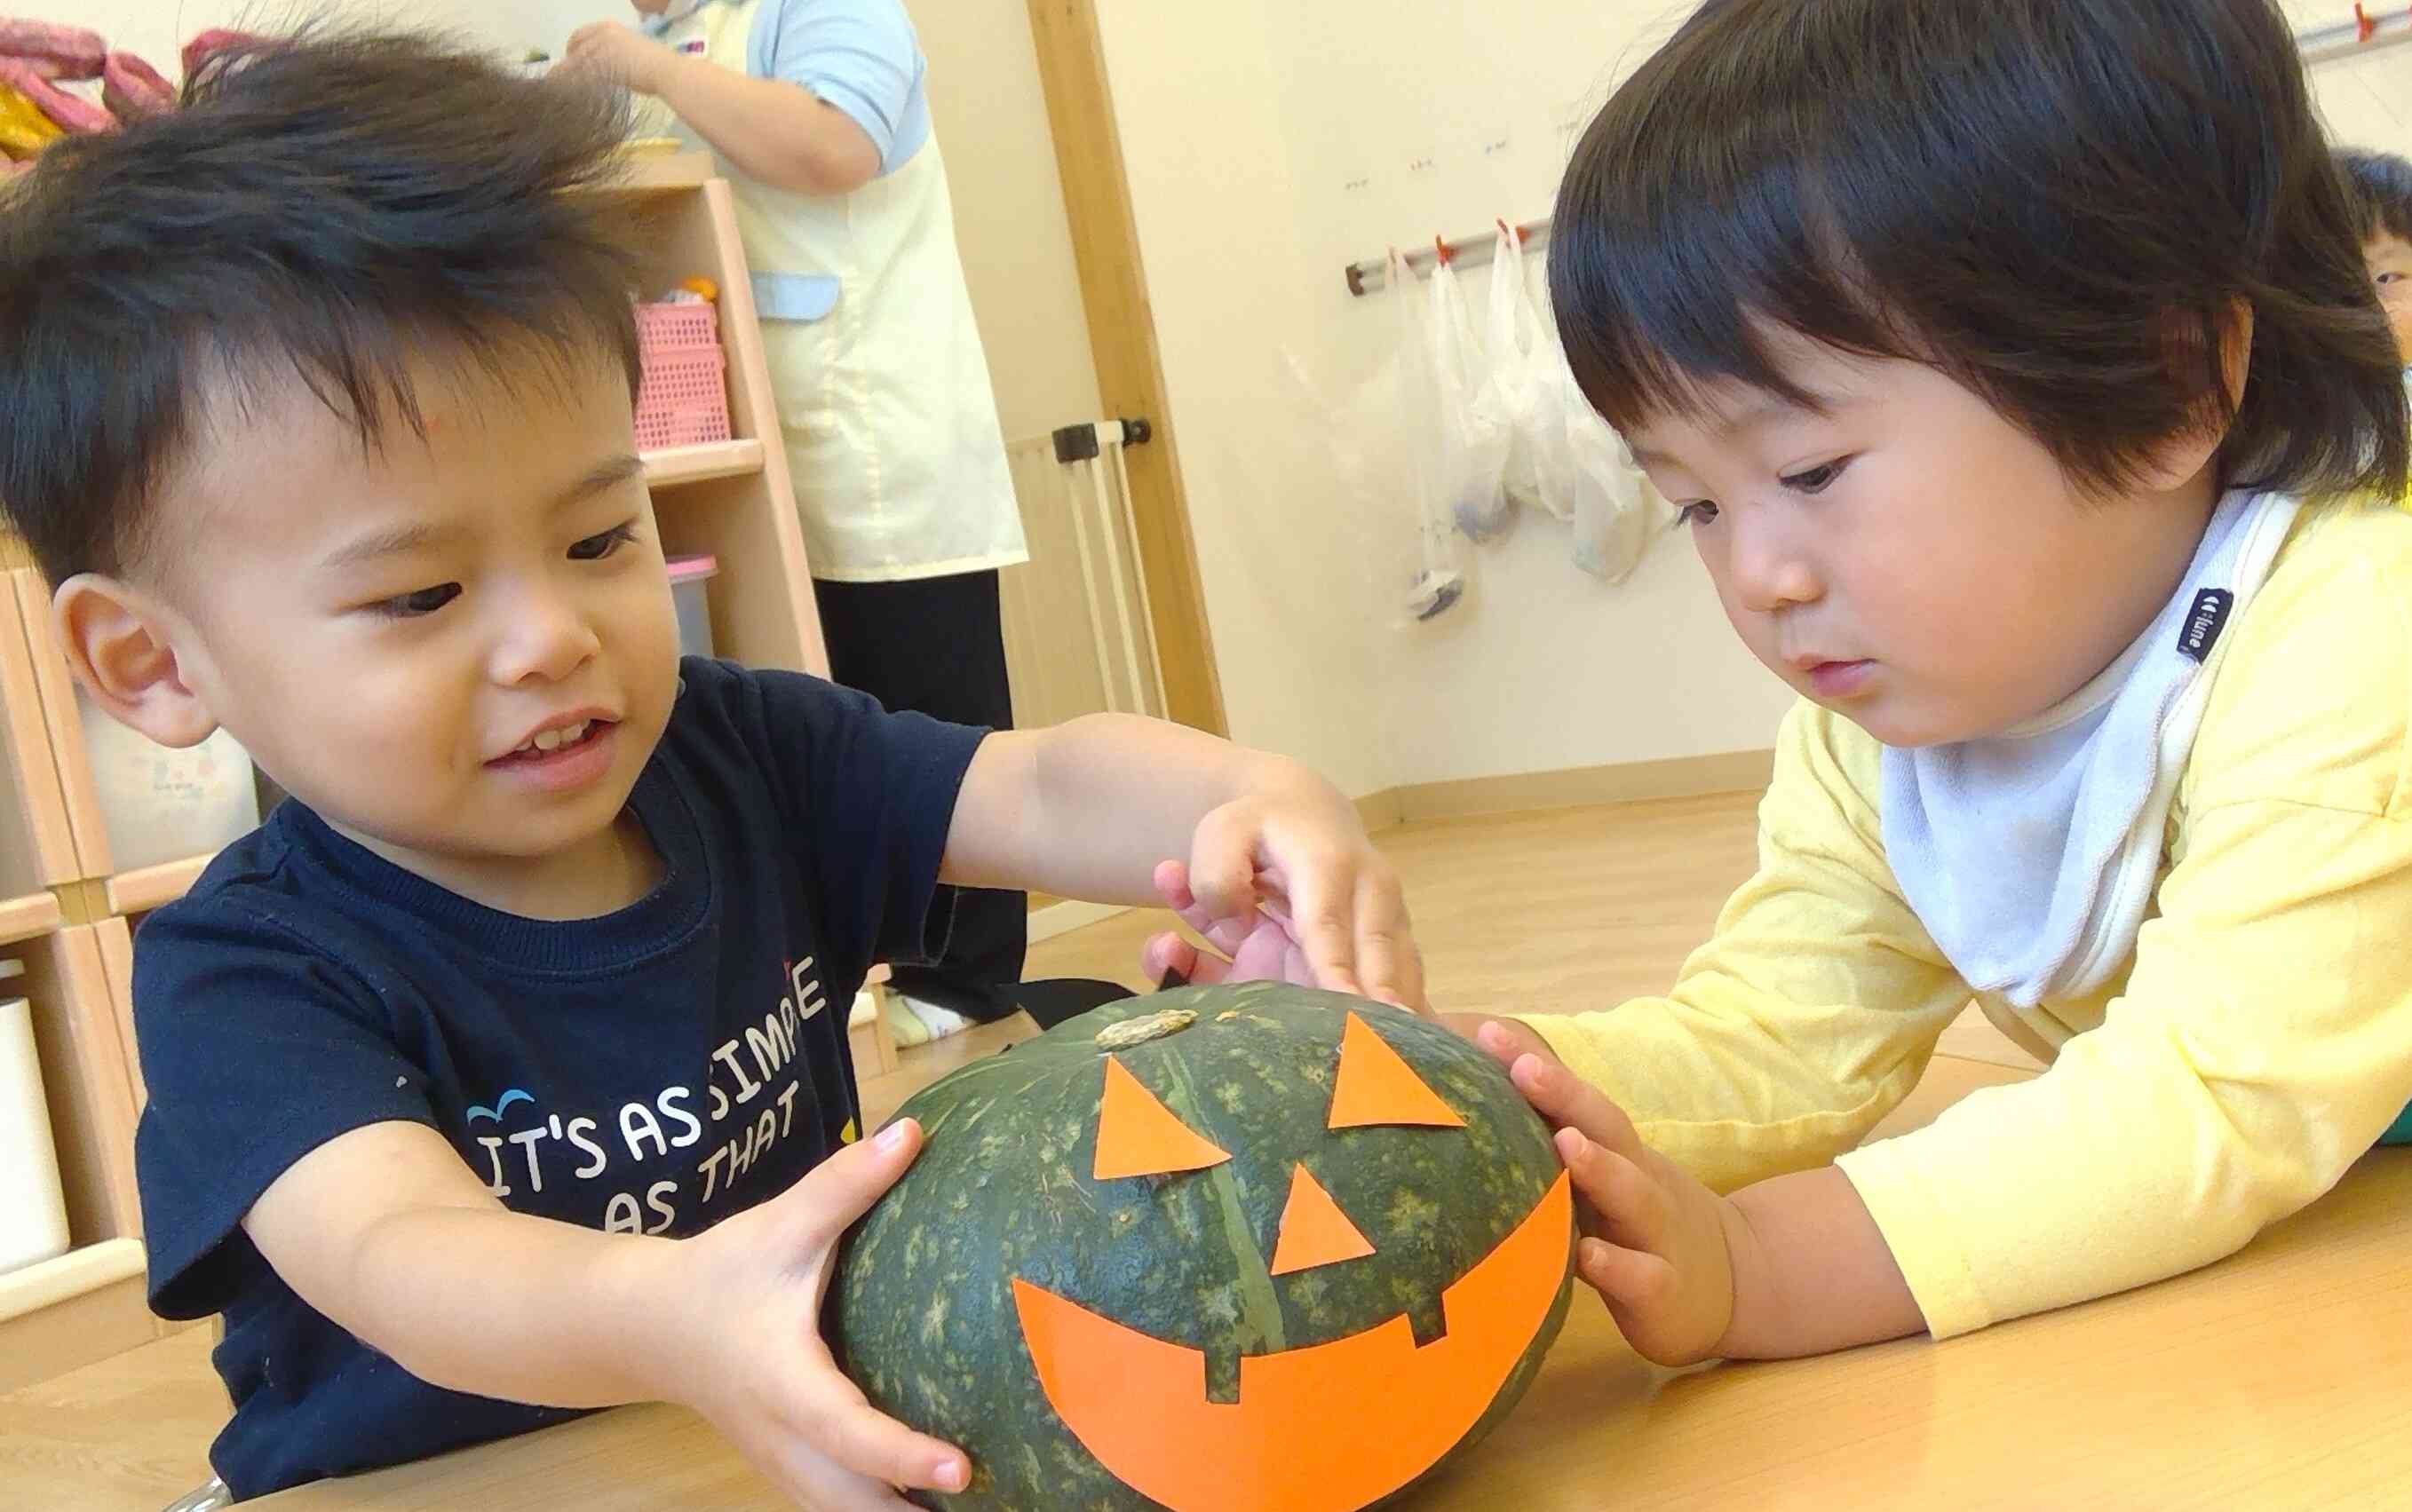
[1094,1008,1197,1050]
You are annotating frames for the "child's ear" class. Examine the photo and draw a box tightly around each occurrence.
[2137,302,2256,493]
[52,575,220,749]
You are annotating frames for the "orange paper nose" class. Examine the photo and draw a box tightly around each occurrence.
[1268,1163,1377,1276]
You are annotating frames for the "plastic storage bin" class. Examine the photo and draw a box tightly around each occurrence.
[75,686,263,873]
[0,959,71,1276]
[668,555,719,661]
[632,300,732,451]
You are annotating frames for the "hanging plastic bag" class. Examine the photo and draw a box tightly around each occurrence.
[1482,221,1555,519]
[1319,248,1468,622]
[1527,250,1660,582]
[1273,249,1468,627]
[1567,408,1657,582]
[1427,240,1514,542]
[1395,248,1472,616]
[1522,248,1579,524]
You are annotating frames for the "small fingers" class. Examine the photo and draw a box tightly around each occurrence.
[1159,859,1264,957]
[793,1373,970,1499]
[1140,930,1220,986]
[1556,1128,1670,1254]
[1351,870,1424,1012]
[1575,1236,1679,1318]
[1507,1053,1646,1161]
[1226,913,1306,984]
[1184,810,1259,926]
[1473,1017,1556,1069]
[1278,851,1361,997]
[788,1119,924,1253]
[1150,859,1198,919]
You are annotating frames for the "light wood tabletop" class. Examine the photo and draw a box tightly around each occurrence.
[9,1090,2404,1511]
[9,795,2408,1510]
[245,1123,2412,1510]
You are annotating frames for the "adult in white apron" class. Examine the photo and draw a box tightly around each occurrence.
[570,0,1031,1039]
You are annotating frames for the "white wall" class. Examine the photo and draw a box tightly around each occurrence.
[903,0,1105,442]
[1083,0,1398,795]
[1097,1,2412,797]
[1096,0,1782,796]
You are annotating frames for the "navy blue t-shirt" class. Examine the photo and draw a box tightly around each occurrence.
[131,659,984,1500]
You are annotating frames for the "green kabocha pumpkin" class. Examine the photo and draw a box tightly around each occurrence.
[830,982,1575,1512]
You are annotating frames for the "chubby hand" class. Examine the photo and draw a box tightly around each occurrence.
[564,20,678,95]
[1471,1020,1743,1366]
[1136,783,1424,1013]
[665,1120,970,1509]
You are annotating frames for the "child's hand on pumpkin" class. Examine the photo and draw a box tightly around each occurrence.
[1472,1021,1745,1367]
[662,1120,971,1510]
[1137,785,1425,1013]
[1133,853,1427,1017]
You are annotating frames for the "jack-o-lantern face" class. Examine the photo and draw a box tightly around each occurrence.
[832,985,1575,1512]
[1018,1010,1573,1512]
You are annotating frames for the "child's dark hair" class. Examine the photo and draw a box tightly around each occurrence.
[2337,146,2412,245]
[0,31,645,586]
[1551,0,2409,503]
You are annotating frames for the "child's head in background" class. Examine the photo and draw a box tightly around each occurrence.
[1551,0,2408,748]
[0,35,682,902]
[2337,146,2412,360]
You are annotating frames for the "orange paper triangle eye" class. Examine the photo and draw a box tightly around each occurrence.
[1267,1163,1377,1276]
[1327,1012,1466,1129]
[1094,1056,1233,1180]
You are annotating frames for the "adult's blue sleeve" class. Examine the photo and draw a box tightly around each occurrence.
[753,0,930,172]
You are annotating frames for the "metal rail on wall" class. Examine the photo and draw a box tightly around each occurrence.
[1344,220,1551,298]
[1343,3,2412,297]
[2299,0,2412,60]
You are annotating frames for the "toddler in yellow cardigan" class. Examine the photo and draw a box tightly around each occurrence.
[1156,0,2412,1366]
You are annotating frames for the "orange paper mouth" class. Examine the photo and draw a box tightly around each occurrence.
[1011,1170,1574,1512]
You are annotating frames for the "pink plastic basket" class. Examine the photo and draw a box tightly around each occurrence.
[637,300,718,351]
[632,301,732,451]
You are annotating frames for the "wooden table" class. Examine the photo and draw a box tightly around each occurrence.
[8,1143,2406,1511]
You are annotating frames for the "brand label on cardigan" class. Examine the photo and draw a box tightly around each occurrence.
[2178,589,2233,662]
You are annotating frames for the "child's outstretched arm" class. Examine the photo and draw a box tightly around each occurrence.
[1456,703,1979,1193]
[942,715,1422,1010]
[244,1118,967,1511]
[1456,574,2412,1353]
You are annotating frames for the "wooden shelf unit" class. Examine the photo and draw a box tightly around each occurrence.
[640,437,764,488]
[0,562,81,919]
[623,159,829,682]
[104,857,214,920]
[0,152,831,1389]
[0,552,160,1389]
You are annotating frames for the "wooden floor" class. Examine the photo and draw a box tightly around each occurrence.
[0,789,2043,1508]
